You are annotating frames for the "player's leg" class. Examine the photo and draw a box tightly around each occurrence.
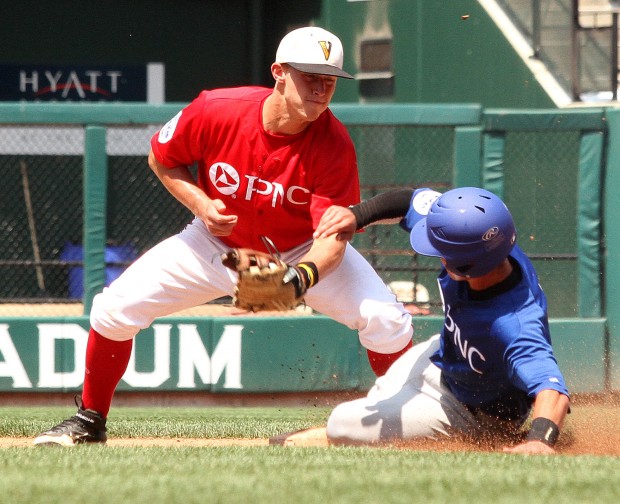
[326,336,476,443]
[34,219,234,446]
[301,243,413,354]
[90,218,236,340]
[87,220,234,405]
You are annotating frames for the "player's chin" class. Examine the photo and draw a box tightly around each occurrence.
[303,101,329,120]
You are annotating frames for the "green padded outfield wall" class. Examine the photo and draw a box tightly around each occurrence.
[605,108,620,389]
[0,317,603,394]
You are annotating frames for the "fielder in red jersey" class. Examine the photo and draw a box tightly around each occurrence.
[34,27,413,447]
[150,86,360,251]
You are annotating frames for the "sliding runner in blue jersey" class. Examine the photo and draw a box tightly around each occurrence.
[315,186,570,454]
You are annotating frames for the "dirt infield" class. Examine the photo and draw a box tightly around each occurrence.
[2,393,619,456]
[0,437,270,448]
[387,399,620,456]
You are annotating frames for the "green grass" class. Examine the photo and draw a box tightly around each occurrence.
[0,406,331,438]
[1,406,620,504]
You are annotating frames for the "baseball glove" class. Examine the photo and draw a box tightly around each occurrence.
[221,247,307,312]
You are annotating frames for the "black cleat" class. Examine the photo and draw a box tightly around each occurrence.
[33,397,107,447]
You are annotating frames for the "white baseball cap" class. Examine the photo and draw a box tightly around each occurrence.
[275,26,354,79]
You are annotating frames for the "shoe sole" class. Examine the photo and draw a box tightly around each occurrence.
[33,434,106,447]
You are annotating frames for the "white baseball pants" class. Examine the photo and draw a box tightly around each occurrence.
[90,217,413,354]
[326,335,522,443]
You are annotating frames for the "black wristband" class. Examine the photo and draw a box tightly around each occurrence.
[526,417,560,446]
[296,262,319,288]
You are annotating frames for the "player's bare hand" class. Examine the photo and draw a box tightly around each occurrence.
[502,441,556,455]
[201,199,238,236]
[314,205,356,241]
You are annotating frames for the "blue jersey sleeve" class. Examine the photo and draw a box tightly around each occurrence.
[500,317,570,398]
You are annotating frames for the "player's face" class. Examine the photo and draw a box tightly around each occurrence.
[283,66,338,122]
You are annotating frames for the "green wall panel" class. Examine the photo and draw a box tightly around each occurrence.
[549,319,606,394]
[0,316,605,394]
[604,109,620,389]
[212,317,361,392]
[321,0,556,108]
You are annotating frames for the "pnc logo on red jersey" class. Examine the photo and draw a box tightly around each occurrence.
[209,163,240,195]
[208,162,311,207]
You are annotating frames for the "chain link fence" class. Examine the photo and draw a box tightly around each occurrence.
[0,124,192,307]
[502,130,580,315]
[0,105,602,319]
[349,124,454,315]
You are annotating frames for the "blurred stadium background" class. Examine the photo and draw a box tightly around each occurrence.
[0,0,619,395]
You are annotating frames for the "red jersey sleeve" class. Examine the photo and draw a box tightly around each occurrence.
[150,92,208,168]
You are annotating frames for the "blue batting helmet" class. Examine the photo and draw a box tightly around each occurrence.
[409,187,517,278]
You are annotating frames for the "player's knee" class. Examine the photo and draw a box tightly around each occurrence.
[326,404,354,441]
[89,290,140,342]
[326,403,379,444]
[358,300,413,352]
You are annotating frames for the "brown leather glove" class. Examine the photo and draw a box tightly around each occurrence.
[221,248,306,312]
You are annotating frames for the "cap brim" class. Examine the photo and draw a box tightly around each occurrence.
[410,220,442,257]
[287,62,354,79]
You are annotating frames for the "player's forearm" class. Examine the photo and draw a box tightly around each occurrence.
[523,389,570,448]
[313,188,416,242]
[148,150,210,216]
[299,234,347,278]
[349,188,414,229]
[503,390,570,454]
[531,389,570,428]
